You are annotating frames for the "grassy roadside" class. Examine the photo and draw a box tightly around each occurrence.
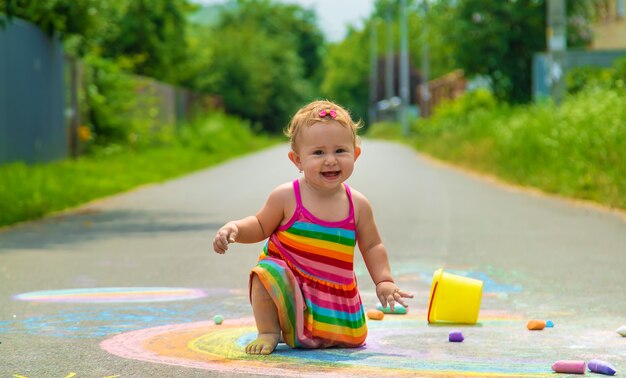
[367,88,626,210]
[0,113,279,228]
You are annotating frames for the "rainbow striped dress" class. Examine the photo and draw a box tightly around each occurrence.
[250,179,367,348]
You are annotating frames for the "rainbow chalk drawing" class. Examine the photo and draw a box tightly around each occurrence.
[101,313,555,377]
[13,287,207,303]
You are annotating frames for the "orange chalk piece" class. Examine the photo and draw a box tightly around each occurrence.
[367,309,385,320]
[527,319,546,330]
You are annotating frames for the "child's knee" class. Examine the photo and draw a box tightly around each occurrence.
[251,274,271,300]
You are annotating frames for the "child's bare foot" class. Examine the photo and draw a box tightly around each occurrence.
[245,332,280,355]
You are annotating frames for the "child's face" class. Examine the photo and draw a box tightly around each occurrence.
[288,121,361,191]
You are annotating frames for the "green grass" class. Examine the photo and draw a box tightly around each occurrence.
[368,88,626,210]
[0,112,279,228]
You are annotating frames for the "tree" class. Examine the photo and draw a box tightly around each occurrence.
[100,0,194,85]
[446,0,546,104]
[190,0,325,133]
[321,29,371,125]
[0,0,117,56]
[217,0,325,83]
[446,0,597,104]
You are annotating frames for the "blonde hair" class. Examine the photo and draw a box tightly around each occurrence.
[285,100,361,151]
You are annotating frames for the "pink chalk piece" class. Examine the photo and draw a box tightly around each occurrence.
[552,360,586,374]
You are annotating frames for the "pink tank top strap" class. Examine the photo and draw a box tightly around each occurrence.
[344,183,355,220]
[293,179,303,208]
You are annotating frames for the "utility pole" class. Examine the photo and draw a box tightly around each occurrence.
[547,0,567,104]
[419,0,430,118]
[369,19,378,125]
[399,0,410,136]
[385,3,394,102]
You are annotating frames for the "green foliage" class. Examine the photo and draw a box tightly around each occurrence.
[565,57,626,94]
[322,0,459,126]
[218,0,324,82]
[82,54,157,148]
[565,66,612,94]
[0,0,114,55]
[177,112,269,154]
[445,0,546,104]
[100,0,194,84]
[0,112,276,228]
[321,30,370,125]
[365,122,403,140]
[412,88,626,209]
[190,0,323,133]
[446,0,596,104]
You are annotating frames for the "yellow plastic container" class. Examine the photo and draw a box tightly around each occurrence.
[427,268,483,324]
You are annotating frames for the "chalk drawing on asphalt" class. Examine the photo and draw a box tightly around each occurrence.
[100,312,569,377]
[12,287,208,303]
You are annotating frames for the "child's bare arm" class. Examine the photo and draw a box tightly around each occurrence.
[355,193,414,309]
[213,185,289,254]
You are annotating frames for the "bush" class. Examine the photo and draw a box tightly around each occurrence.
[83,54,158,149]
[411,87,626,208]
[0,111,276,228]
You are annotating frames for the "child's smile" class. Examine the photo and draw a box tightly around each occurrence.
[289,120,361,191]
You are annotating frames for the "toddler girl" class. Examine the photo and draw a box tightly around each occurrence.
[213,100,413,355]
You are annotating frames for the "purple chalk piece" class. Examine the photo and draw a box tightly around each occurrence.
[588,359,616,376]
[552,360,586,374]
[448,331,464,342]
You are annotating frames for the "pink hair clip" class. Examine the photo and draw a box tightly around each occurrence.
[318,109,337,119]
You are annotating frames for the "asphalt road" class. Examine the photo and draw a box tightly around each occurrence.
[1,140,624,377]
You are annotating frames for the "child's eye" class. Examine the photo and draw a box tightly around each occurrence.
[313,150,324,155]
[336,148,347,153]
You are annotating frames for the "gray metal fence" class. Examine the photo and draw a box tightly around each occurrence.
[1,17,222,166]
[533,49,626,101]
[0,16,67,164]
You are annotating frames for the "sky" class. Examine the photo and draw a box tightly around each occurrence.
[194,0,376,42]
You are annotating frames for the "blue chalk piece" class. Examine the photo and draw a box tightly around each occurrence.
[545,320,554,328]
[449,331,464,342]
[588,359,616,376]
[376,302,407,314]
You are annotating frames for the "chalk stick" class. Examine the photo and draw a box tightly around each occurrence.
[367,309,385,320]
[545,320,554,327]
[376,303,407,314]
[213,314,223,325]
[588,359,617,376]
[449,331,464,342]
[616,325,626,336]
[527,319,546,330]
[552,360,586,374]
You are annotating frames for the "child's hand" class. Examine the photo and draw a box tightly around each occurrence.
[376,282,413,311]
[213,222,238,254]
